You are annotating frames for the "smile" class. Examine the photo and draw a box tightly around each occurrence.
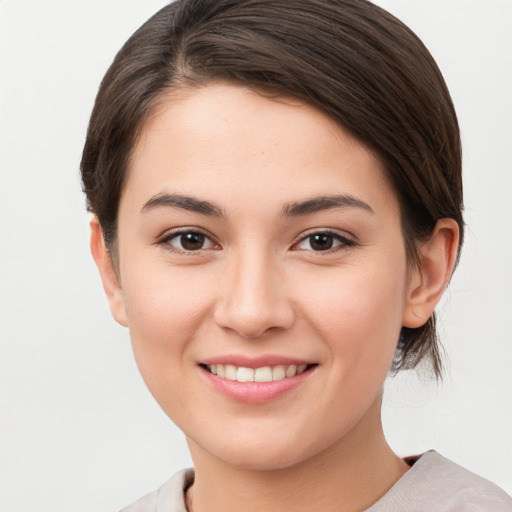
[204,363,310,382]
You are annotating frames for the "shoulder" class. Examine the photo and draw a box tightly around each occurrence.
[119,469,193,512]
[367,451,512,512]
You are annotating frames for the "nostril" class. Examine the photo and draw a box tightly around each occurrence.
[213,300,295,338]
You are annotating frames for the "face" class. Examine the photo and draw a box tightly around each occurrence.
[107,82,418,470]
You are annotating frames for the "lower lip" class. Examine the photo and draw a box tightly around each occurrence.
[200,366,315,404]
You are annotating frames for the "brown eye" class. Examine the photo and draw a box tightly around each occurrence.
[165,231,216,252]
[180,232,206,250]
[309,234,334,251]
[294,232,354,252]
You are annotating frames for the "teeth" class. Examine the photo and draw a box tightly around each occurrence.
[285,365,297,378]
[225,364,237,381]
[237,367,254,382]
[272,365,286,380]
[206,363,309,382]
[254,366,273,382]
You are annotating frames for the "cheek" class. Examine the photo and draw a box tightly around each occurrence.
[123,262,213,332]
[292,265,406,442]
[120,264,215,390]
[298,262,406,375]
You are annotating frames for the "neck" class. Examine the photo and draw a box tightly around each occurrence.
[185,398,409,512]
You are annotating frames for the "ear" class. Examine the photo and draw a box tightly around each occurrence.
[90,217,128,327]
[402,218,460,328]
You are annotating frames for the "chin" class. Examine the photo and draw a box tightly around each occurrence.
[217,447,307,471]
[188,426,341,473]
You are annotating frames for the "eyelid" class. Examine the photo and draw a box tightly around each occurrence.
[156,226,221,252]
[291,228,356,251]
[155,227,355,253]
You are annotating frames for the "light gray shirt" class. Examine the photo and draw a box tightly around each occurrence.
[120,451,512,511]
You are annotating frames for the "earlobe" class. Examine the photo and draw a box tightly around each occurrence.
[90,217,128,327]
[402,218,460,328]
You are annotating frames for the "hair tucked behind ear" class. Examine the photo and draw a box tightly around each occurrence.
[395,322,443,377]
[81,0,463,379]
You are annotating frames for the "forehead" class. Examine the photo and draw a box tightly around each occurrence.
[123,82,397,217]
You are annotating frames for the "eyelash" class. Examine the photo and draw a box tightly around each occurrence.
[156,229,356,254]
[157,228,220,254]
[292,230,356,253]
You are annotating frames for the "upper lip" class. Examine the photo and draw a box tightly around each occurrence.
[200,355,315,368]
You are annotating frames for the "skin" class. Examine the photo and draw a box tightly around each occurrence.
[91,82,459,512]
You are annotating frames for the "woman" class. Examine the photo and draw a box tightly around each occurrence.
[81,0,512,510]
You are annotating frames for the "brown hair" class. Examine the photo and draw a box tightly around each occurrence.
[81,0,464,378]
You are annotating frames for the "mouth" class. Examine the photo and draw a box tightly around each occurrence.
[198,357,318,403]
[199,363,317,383]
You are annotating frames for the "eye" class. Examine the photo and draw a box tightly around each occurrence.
[294,232,354,252]
[160,230,219,252]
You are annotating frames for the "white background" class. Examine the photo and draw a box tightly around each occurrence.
[1,1,511,510]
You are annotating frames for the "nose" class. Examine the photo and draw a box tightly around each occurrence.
[213,250,295,338]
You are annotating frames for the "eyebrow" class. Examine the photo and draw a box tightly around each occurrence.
[281,194,374,217]
[141,192,373,218]
[141,193,226,218]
